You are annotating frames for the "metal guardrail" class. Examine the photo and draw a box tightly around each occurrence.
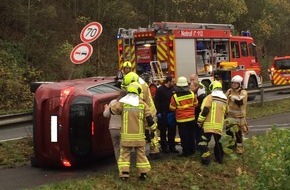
[0,112,33,127]
[0,84,289,127]
[247,84,290,106]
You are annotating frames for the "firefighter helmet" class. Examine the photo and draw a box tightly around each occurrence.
[231,75,243,86]
[127,82,142,95]
[123,72,139,86]
[122,61,132,68]
[209,81,222,92]
[176,76,188,87]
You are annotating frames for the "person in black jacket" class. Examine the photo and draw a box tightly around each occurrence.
[154,76,179,153]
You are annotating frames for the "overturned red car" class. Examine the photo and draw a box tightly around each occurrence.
[30,77,120,167]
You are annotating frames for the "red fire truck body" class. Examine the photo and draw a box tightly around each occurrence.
[117,22,262,92]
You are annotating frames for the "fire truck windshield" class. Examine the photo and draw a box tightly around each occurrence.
[275,59,290,70]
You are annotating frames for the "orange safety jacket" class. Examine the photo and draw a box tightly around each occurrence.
[169,91,198,123]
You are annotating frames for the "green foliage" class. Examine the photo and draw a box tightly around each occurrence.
[0,137,33,168]
[0,40,42,110]
[236,128,290,189]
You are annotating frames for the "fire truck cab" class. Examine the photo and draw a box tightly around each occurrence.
[117,22,262,97]
[268,56,290,85]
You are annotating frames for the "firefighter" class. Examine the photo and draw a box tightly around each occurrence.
[122,72,160,159]
[197,81,227,165]
[110,82,157,181]
[122,61,133,75]
[225,75,248,154]
[170,76,198,157]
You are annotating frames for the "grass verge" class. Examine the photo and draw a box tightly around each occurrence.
[34,127,290,190]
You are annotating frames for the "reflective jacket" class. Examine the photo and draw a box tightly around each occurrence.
[139,78,157,116]
[169,91,198,123]
[198,90,227,135]
[110,99,156,147]
[225,88,247,118]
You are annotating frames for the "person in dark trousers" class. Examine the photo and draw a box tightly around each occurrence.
[197,81,227,165]
[190,80,206,151]
[154,75,179,153]
[170,76,198,157]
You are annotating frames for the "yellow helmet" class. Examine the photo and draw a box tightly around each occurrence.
[209,81,222,92]
[122,72,139,86]
[127,82,142,95]
[122,61,132,68]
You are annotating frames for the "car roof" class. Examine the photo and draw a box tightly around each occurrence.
[35,77,119,97]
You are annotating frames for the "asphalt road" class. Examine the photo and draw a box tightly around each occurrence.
[0,112,290,190]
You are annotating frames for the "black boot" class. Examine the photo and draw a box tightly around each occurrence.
[139,173,147,181]
[120,172,129,180]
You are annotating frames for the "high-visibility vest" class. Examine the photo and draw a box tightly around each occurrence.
[170,91,197,123]
[198,95,227,135]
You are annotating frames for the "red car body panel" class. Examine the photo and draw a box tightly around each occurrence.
[32,77,119,167]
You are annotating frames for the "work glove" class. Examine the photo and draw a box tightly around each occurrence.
[145,129,151,142]
[197,121,203,128]
[234,99,243,106]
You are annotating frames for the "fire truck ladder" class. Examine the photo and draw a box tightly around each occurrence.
[152,22,234,31]
[150,61,164,82]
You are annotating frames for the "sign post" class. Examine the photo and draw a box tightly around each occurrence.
[70,43,93,65]
[80,22,103,43]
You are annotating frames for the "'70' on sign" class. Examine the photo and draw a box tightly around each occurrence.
[80,22,103,43]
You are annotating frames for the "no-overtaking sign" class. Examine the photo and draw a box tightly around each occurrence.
[70,43,93,64]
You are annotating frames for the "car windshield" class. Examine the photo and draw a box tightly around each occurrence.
[87,82,120,94]
[275,59,290,70]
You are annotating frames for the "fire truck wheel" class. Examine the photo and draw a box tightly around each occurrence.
[247,76,257,101]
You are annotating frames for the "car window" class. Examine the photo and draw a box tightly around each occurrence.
[87,82,120,94]
[275,59,290,70]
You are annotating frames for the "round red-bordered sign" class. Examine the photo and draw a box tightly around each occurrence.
[70,43,93,64]
[80,22,103,43]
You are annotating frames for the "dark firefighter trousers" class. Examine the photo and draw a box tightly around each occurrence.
[198,132,223,165]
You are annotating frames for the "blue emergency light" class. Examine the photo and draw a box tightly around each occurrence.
[241,30,251,37]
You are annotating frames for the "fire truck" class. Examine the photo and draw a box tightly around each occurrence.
[117,21,262,98]
[268,56,290,85]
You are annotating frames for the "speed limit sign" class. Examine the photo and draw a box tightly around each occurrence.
[80,22,103,43]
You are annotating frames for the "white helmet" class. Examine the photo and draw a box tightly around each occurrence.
[231,75,243,86]
[176,76,188,87]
